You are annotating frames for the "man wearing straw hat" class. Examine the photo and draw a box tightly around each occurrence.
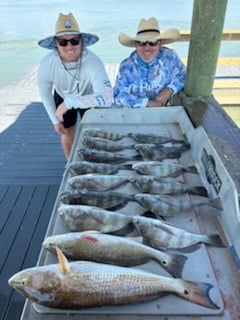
[38,13,112,159]
[114,17,185,108]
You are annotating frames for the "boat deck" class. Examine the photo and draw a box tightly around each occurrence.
[0,62,239,320]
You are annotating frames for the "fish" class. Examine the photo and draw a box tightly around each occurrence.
[78,148,140,163]
[68,173,129,191]
[129,175,208,197]
[132,161,198,178]
[128,132,185,145]
[59,190,134,210]
[83,128,126,141]
[133,216,226,251]
[134,193,223,217]
[134,143,190,161]
[82,135,134,152]
[8,247,219,309]
[65,161,132,175]
[58,203,133,235]
[42,231,187,278]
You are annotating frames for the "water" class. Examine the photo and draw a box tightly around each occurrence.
[0,0,239,87]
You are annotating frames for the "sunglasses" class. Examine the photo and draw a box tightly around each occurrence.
[56,37,81,47]
[137,40,160,47]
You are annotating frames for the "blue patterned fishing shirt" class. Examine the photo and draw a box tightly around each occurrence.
[113,46,186,108]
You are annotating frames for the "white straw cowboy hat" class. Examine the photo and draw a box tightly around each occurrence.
[119,17,180,47]
[38,13,99,50]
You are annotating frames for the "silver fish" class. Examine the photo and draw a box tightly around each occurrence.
[134,143,190,161]
[133,216,226,250]
[134,193,223,217]
[83,128,125,141]
[129,175,208,197]
[66,161,132,175]
[132,161,198,178]
[82,135,134,152]
[68,173,129,191]
[8,248,219,309]
[58,203,133,235]
[43,231,187,278]
[129,132,184,145]
[59,190,134,210]
[78,148,140,163]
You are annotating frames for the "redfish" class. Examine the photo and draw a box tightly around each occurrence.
[8,248,219,310]
[42,231,187,278]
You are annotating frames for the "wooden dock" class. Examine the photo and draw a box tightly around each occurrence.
[0,58,239,319]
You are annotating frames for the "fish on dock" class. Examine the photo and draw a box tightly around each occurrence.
[133,216,226,251]
[42,231,187,278]
[132,161,198,178]
[82,135,134,152]
[134,193,223,217]
[134,143,190,161]
[66,161,132,176]
[8,247,219,309]
[78,148,140,163]
[68,173,129,191]
[59,190,134,210]
[129,175,208,197]
[83,128,125,141]
[58,203,133,235]
[128,132,185,145]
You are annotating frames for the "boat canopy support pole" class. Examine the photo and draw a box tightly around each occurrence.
[184,0,227,97]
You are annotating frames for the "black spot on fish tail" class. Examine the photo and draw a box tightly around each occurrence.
[178,280,219,309]
[110,223,135,236]
[155,253,188,278]
[206,234,226,247]
[119,163,133,171]
[188,186,209,197]
[107,200,129,211]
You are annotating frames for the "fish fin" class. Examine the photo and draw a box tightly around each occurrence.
[206,234,226,247]
[209,197,224,211]
[56,246,69,274]
[155,253,188,278]
[183,165,198,174]
[178,279,219,309]
[188,186,209,197]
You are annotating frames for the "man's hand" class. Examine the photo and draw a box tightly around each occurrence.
[55,102,68,122]
[147,88,172,107]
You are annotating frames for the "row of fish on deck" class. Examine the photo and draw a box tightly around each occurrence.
[8,128,226,312]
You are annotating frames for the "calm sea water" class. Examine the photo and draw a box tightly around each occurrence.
[0,0,239,87]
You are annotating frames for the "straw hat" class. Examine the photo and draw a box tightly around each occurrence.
[38,13,99,50]
[119,17,180,47]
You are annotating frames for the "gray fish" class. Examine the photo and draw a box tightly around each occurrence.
[133,216,226,251]
[66,161,132,175]
[43,231,187,278]
[82,135,134,152]
[129,175,208,197]
[59,190,134,210]
[83,128,125,141]
[68,173,129,191]
[134,143,190,161]
[8,248,219,309]
[78,148,140,163]
[129,132,184,145]
[58,203,133,235]
[132,161,198,178]
[134,193,223,217]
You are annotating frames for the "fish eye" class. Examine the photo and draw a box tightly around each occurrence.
[184,289,189,295]
[161,260,168,266]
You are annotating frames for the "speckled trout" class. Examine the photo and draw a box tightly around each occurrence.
[8,248,219,310]
[42,231,187,278]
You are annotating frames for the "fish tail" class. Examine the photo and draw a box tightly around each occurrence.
[208,197,224,211]
[120,163,133,171]
[177,279,219,309]
[183,165,198,174]
[188,186,209,197]
[155,253,188,278]
[205,234,226,247]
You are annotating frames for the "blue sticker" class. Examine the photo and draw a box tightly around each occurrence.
[64,20,72,29]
